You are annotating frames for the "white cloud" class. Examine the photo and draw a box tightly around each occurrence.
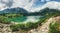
[0,0,60,12]
[45,1,60,10]
[0,0,36,12]
[0,3,8,10]
[29,1,60,12]
[0,0,13,10]
[24,0,35,11]
[11,0,29,8]
[11,0,36,12]
[0,0,45,12]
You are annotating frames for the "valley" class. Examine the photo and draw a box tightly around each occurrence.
[0,8,60,33]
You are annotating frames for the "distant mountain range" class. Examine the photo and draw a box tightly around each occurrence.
[21,8,60,16]
[29,1,60,12]
[0,7,60,16]
[0,1,60,16]
[0,7,28,14]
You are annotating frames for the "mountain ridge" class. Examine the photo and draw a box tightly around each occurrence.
[0,7,28,14]
[31,1,60,12]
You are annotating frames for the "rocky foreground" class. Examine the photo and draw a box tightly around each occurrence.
[0,23,12,33]
[0,16,60,33]
[0,23,20,33]
[28,18,53,33]
[28,16,60,33]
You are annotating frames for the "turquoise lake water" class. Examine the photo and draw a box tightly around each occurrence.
[9,16,27,22]
[9,16,41,22]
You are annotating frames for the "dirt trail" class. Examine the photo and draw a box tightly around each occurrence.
[28,18,53,33]
[37,18,53,33]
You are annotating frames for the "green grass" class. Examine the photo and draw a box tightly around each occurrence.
[0,16,11,24]
[10,11,60,31]
[10,22,39,31]
[49,22,60,33]
[0,13,23,24]
[0,9,60,31]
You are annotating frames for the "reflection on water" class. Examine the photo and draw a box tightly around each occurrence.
[10,16,42,22]
[24,16,41,22]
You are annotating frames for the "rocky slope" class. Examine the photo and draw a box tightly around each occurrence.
[0,16,60,33]
[0,23,12,33]
[27,16,60,33]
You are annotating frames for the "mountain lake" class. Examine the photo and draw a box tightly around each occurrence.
[9,16,42,23]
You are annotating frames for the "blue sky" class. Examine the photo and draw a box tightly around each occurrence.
[0,0,60,12]
[32,0,60,8]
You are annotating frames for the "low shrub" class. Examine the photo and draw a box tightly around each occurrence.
[0,16,11,24]
[10,22,39,31]
[49,22,60,33]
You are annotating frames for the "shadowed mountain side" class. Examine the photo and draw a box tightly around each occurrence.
[0,8,60,16]
[0,7,28,14]
[23,8,60,16]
